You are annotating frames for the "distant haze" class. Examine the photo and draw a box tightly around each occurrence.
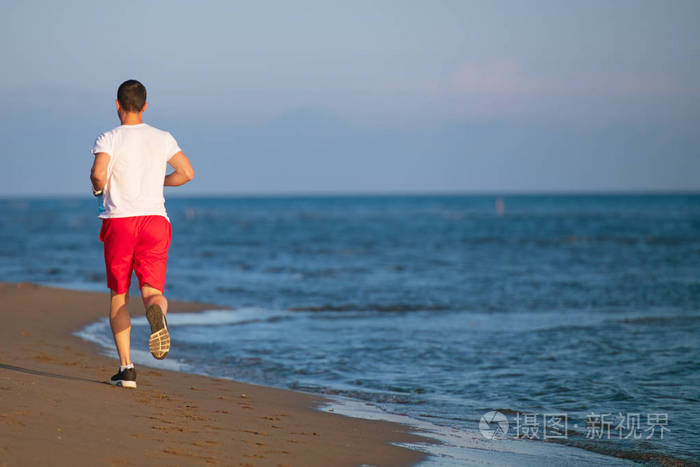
[1,1,698,196]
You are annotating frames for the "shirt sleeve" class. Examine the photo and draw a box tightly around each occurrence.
[91,132,112,156]
[165,132,182,160]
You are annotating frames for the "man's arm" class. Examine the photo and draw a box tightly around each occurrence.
[165,151,194,186]
[91,152,110,192]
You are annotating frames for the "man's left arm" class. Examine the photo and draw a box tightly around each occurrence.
[91,152,110,193]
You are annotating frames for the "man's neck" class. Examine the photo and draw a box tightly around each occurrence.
[119,113,144,126]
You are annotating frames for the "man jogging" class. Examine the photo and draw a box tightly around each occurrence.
[90,79,194,388]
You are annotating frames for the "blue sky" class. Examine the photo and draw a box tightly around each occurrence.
[1,0,698,195]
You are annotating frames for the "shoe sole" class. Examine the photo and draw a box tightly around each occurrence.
[110,380,137,389]
[146,304,170,360]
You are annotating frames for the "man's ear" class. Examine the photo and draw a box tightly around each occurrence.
[141,102,148,113]
[115,99,121,111]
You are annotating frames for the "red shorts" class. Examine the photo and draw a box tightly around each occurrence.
[99,215,172,294]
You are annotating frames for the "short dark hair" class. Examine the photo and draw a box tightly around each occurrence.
[117,79,147,112]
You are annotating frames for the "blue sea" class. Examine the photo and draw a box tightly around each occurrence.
[1,194,698,464]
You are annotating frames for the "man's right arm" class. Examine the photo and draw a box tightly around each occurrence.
[91,152,110,192]
[165,151,194,186]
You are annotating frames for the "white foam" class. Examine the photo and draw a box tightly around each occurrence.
[130,307,292,327]
[321,397,634,466]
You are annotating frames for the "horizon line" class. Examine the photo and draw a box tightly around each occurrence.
[1,188,699,200]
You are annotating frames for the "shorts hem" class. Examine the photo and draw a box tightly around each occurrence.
[109,285,130,294]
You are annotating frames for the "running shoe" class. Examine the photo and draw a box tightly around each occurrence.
[110,367,137,389]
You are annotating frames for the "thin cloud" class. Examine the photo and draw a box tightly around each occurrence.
[420,60,700,127]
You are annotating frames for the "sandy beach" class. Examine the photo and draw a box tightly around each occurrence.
[0,283,430,467]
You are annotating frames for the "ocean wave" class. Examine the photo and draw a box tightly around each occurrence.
[289,303,449,312]
[617,315,700,326]
[460,235,699,247]
[129,308,293,327]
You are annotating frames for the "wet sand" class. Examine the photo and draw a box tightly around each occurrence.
[0,283,431,466]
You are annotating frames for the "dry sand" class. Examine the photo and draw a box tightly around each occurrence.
[0,283,431,467]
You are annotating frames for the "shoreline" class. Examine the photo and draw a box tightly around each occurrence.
[2,282,691,466]
[0,283,432,466]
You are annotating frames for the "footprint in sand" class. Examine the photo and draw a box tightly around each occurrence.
[240,429,268,436]
[152,425,186,433]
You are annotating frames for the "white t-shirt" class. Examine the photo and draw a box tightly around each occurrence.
[91,123,181,220]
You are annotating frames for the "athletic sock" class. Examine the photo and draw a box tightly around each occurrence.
[120,363,134,372]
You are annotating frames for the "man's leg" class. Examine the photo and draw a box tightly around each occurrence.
[141,284,168,315]
[109,290,131,366]
[133,216,172,360]
[101,217,137,368]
